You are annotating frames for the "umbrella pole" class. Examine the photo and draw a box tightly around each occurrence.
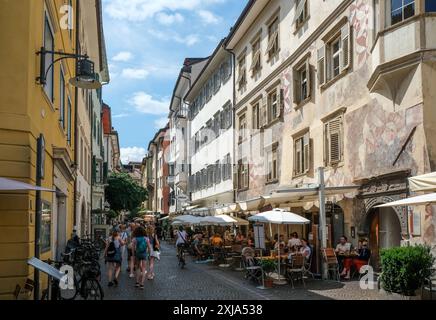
[274,224,286,285]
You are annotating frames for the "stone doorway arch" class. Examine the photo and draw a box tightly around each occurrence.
[360,196,406,270]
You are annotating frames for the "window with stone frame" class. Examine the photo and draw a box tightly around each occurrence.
[324,115,344,166]
[252,102,260,130]
[59,68,66,129]
[293,57,311,106]
[213,70,221,93]
[221,56,232,83]
[238,112,247,143]
[426,0,436,12]
[213,111,221,138]
[294,0,309,30]
[294,131,311,176]
[238,158,249,190]
[43,12,55,102]
[266,145,278,183]
[207,165,214,188]
[250,35,262,77]
[390,0,415,26]
[267,87,282,123]
[196,172,201,190]
[215,160,221,184]
[201,169,207,188]
[266,16,279,60]
[318,22,351,86]
[222,153,232,181]
[237,53,247,90]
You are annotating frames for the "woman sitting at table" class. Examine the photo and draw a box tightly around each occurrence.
[299,238,312,260]
[287,232,302,250]
[235,232,245,243]
[352,240,371,274]
[273,235,285,249]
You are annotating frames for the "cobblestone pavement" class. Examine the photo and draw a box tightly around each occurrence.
[102,242,392,300]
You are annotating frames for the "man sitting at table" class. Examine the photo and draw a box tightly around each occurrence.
[335,236,352,276]
[210,233,224,247]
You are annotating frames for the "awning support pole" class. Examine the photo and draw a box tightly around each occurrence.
[318,167,328,280]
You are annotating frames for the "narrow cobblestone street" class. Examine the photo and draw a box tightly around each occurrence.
[103,242,390,300]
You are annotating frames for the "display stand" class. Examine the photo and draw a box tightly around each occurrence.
[253,224,268,290]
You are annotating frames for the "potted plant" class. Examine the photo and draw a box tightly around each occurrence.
[259,259,277,288]
[380,245,435,299]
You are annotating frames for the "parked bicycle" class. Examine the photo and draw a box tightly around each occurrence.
[41,235,104,300]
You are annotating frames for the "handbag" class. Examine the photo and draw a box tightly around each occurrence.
[152,250,161,260]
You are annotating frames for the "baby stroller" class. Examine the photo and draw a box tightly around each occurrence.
[241,247,263,284]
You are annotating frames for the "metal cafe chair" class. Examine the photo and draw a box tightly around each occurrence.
[322,248,341,282]
[286,254,306,288]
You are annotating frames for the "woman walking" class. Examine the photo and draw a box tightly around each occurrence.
[146,225,160,280]
[131,226,152,289]
[104,230,124,287]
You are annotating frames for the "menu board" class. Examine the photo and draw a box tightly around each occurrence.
[253,224,266,250]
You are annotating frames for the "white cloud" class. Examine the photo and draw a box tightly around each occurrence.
[105,0,226,22]
[154,117,169,129]
[198,10,221,24]
[113,113,130,118]
[180,34,200,46]
[148,29,200,47]
[121,68,150,79]
[156,12,184,25]
[112,51,133,62]
[120,147,147,164]
[128,91,169,115]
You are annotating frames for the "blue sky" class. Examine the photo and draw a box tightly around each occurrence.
[101,0,247,163]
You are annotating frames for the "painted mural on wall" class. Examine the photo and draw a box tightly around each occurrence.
[345,101,421,180]
[349,0,371,70]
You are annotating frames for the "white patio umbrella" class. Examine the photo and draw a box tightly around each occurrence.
[248,208,310,285]
[0,177,55,192]
[376,193,436,207]
[172,215,202,226]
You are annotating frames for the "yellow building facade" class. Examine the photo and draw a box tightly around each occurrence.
[0,0,78,299]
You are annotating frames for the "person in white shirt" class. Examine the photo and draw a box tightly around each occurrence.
[288,232,302,249]
[335,236,352,254]
[176,226,189,257]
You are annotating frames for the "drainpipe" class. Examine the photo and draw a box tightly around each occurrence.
[73,0,80,235]
[224,45,237,205]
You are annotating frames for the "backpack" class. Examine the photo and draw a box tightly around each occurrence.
[107,239,116,258]
[136,237,147,256]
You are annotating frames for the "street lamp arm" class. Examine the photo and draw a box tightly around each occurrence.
[36,47,91,86]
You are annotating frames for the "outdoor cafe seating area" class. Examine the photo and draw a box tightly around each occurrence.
[169,210,371,289]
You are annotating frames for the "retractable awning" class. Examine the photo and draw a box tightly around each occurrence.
[238,196,269,211]
[269,185,359,206]
[0,177,55,192]
[409,172,436,192]
[376,193,436,207]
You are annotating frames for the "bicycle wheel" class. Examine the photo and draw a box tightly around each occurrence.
[82,278,104,300]
[59,275,79,300]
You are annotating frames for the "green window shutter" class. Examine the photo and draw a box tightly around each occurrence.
[92,156,96,184]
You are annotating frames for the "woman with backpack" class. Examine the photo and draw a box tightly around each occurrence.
[131,226,152,289]
[104,230,125,287]
[146,225,160,280]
